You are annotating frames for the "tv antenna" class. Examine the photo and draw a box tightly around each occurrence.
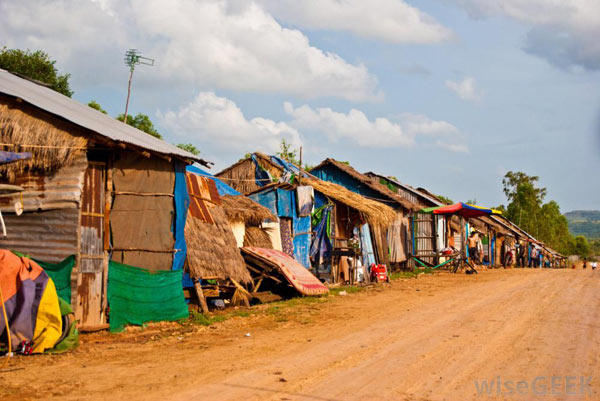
[122,49,154,124]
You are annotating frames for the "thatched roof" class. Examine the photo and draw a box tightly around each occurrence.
[305,178,396,227]
[220,195,275,226]
[185,205,251,284]
[215,152,281,194]
[310,158,420,212]
[0,97,87,181]
[243,226,273,248]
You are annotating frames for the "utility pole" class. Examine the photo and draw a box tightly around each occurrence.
[123,49,154,124]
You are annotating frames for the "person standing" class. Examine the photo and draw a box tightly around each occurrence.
[468,231,479,263]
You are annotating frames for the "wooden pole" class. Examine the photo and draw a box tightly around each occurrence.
[193,279,209,314]
[298,146,303,185]
[123,68,134,124]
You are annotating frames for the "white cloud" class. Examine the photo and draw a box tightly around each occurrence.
[284,103,467,151]
[258,0,453,44]
[436,141,469,153]
[0,0,379,100]
[159,92,301,153]
[447,0,600,70]
[445,77,478,100]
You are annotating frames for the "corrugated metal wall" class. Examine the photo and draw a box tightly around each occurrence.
[0,155,86,212]
[0,208,79,262]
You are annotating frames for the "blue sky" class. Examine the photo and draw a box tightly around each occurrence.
[2,0,599,211]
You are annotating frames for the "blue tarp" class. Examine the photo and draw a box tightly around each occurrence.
[0,150,31,164]
[249,189,277,216]
[359,224,376,267]
[310,206,332,266]
[186,165,241,196]
[277,188,295,218]
[172,161,189,272]
[293,215,311,269]
[252,154,272,187]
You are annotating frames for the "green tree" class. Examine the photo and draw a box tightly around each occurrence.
[0,47,73,97]
[502,171,546,203]
[88,100,107,114]
[573,235,591,257]
[116,113,162,139]
[466,198,477,205]
[277,139,300,165]
[176,143,200,156]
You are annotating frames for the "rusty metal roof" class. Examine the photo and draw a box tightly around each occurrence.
[0,69,210,166]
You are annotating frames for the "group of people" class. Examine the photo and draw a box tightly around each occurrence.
[467,231,562,268]
[582,259,598,270]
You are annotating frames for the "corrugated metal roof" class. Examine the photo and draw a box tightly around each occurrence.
[0,69,210,166]
[364,172,443,207]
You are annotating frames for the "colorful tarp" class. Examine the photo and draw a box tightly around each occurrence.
[422,203,502,219]
[241,247,329,296]
[0,250,62,353]
[187,165,241,196]
[107,260,189,332]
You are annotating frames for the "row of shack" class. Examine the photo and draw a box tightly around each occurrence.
[0,69,566,343]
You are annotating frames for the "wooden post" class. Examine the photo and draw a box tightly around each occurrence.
[193,279,209,314]
[298,146,303,185]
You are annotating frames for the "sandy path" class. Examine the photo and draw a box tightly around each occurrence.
[2,268,599,401]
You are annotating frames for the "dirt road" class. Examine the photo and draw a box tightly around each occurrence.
[2,268,600,401]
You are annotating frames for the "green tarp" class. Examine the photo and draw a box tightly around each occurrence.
[11,252,75,303]
[35,255,75,303]
[107,260,189,332]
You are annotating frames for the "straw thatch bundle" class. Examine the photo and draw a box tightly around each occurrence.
[310,158,420,212]
[243,226,274,248]
[216,152,281,194]
[306,177,396,227]
[0,97,88,182]
[220,195,275,226]
[185,205,252,284]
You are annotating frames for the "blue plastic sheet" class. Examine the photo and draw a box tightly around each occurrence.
[277,188,295,218]
[359,224,376,267]
[252,154,272,187]
[249,189,277,216]
[310,206,332,266]
[293,215,311,268]
[172,161,189,271]
[0,150,31,164]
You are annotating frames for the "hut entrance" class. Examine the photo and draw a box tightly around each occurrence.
[76,160,107,329]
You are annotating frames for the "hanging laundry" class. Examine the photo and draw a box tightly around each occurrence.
[296,185,314,217]
[279,217,294,257]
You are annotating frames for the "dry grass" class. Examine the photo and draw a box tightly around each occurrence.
[220,194,275,226]
[0,98,88,181]
[243,226,274,248]
[309,158,420,212]
[185,205,252,284]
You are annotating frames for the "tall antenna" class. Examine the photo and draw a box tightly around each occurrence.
[122,49,154,124]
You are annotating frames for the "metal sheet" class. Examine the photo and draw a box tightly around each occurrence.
[0,208,79,262]
[414,212,436,264]
[0,153,86,212]
[0,69,207,164]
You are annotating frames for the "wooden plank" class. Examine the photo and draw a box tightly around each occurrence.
[194,279,209,313]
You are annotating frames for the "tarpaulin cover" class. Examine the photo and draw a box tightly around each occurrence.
[0,250,62,353]
[296,186,314,217]
[293,215,311,268]
[187,165,241,196]
[0,150,31,164]
[276,188,295,218]
[111,153,175,270]
[249,188,277,216]
[252,154,272,187]
[172,161,189,271]
[241,247,328,295]
[34,255,75,303]
[423,203,502,219]
[107,260,188,332]
[310,206,332,266]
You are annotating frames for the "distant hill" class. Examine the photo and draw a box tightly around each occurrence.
[564,210,600,239]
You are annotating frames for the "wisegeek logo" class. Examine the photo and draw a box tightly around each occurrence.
[474,376,593,397]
